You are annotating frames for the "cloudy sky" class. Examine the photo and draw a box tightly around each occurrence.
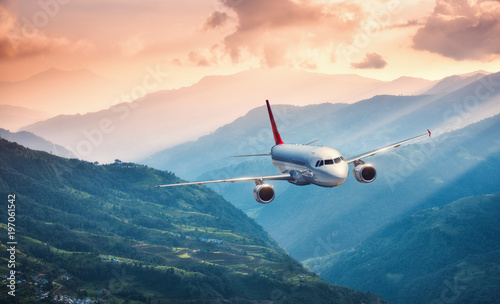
[1,0,500,88]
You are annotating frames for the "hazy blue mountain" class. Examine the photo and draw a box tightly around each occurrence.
[0,139,385,304]
[424,71,489,95]
[314,193,500,304]
[21,68,436,163]
[143,71,500,181]
[0,128,76,158]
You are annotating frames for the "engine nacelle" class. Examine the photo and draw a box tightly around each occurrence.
[352,163,377,183]
[253,184,275,204]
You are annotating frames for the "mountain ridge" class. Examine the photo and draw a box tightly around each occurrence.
[143,71,500,182]
[0,68,130,116]
[424,71,489,95]
[0,104,52,132]
[20,67,440,163]
[0,128,76,158]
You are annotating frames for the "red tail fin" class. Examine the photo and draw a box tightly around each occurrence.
[266,100,284,145]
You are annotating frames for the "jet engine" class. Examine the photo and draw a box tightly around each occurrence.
[253,184,275,204]
[352,162,377,183]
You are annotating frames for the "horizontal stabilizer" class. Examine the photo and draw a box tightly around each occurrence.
[305,139,320,145]
[231,153,271,158]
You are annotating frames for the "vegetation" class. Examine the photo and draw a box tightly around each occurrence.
[0,139,384,303]
[315,193,500,304]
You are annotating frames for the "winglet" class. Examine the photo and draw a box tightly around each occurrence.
[266,100,284,145]
[428,129,431,137]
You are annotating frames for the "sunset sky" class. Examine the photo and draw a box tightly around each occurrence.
[1,0,500,89]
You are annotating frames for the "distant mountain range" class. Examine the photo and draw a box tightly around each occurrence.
[0,139,385,303]
[0,128,76,158]
[18,67,449,163]
[425,71,489,95]
[0,68,130,115]
[0,104,52,132]
[143,71,500,182]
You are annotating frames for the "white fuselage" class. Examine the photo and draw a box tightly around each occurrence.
[271,144,349,187]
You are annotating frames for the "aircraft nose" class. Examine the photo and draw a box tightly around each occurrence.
[334,163,349,183]
[321,163,348,187]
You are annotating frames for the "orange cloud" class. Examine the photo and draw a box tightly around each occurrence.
[351,52,387,69]
[413,0,500,60]
[206,0,365,67]
[0,3,93,60]
[203,11,231,30]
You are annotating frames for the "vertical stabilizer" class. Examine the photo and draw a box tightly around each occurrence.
[266,100,284,145]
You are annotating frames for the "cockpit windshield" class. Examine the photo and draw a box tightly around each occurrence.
[315,156,345,167]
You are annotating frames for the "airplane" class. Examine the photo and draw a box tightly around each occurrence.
[155,100,431,204]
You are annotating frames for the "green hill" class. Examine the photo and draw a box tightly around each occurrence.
[0,139,384,303]
[316,194,500,304]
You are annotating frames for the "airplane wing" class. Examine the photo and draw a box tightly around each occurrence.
[154,173,293,188]
[345,130,431,164]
